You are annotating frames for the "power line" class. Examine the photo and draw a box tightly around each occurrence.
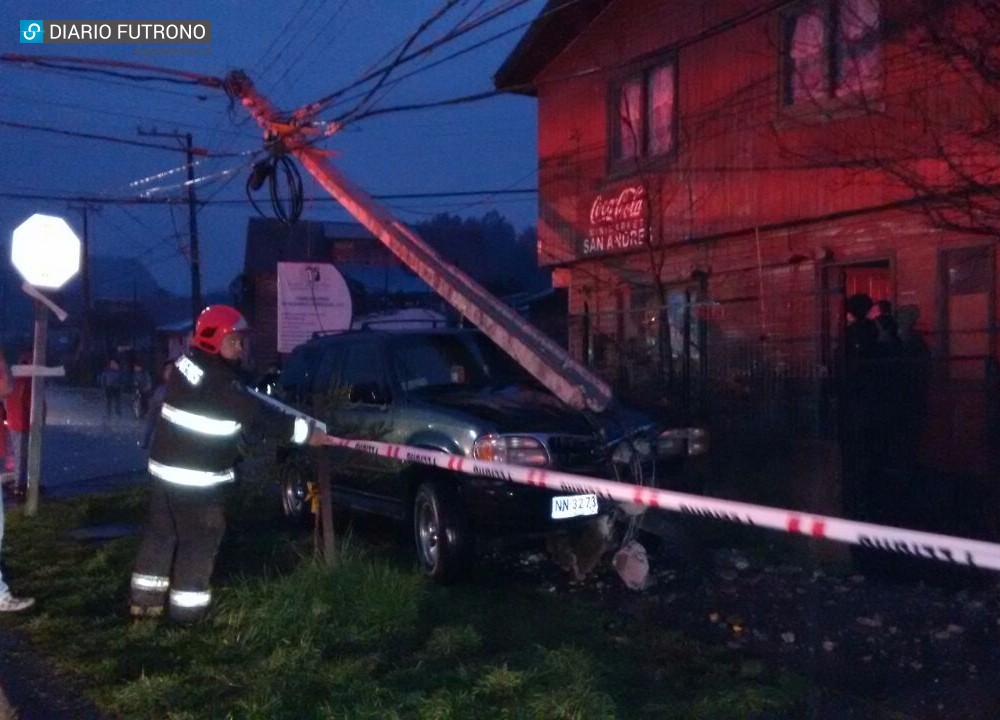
[339,88,504,125]
[252,0,315,77]
[0,187,537,205]
[0,90,260,142]
[267,0,352,95]
[0,118,242,156]
[8,62,214,100]
[335,0,466,127]
[0,53,222,88]
[256,0,327,91]
[301,0,536,117]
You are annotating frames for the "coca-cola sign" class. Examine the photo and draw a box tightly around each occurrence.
[580,183,649,257]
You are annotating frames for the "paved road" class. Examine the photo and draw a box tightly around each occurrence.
[32,386,148,494]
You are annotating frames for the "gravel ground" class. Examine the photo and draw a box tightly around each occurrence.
[489,525,1000,720]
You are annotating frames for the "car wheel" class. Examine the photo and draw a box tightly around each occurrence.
[413,481,471,583]
[279,458,312,524]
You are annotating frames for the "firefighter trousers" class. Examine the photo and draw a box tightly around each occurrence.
[130,478,226,624]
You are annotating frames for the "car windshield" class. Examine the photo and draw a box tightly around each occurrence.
[392,333,537,393]
[393,335,490,392]
[468,334,541,389]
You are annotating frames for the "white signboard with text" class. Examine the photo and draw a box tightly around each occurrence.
[276,262,352,353]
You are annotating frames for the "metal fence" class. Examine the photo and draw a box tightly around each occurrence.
[565,301,826,432]
[559,299,1000,476]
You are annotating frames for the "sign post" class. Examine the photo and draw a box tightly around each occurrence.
[11,213,80,515]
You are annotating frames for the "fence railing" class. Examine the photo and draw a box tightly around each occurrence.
[551,302,1000,475]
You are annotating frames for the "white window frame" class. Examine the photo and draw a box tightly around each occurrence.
[781,0,882,109]
[609,57,677,171]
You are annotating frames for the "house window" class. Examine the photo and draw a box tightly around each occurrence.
[610,60,676,167]
[942,246,995,380]
[781,0,881,107]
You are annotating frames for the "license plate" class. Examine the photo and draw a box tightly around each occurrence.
[551,493,599,520]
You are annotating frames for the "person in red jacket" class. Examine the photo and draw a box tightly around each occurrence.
[0,353,33,612]
[129,306,327,625]
[0,402,8,477]
[4,351,33,500]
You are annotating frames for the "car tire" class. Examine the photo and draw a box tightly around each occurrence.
[413,480,472,583]
[279,458,313,524]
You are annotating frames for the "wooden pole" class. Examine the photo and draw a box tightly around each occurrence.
[316,448,336,565]
[25,300,48,516]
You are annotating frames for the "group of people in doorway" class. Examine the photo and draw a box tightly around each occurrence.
[839,293,932,565]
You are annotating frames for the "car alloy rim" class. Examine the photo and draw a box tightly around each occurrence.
[417,497,440,569]
[283,467,305,516]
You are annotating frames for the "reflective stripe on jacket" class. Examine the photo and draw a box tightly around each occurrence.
[148,349,308,487]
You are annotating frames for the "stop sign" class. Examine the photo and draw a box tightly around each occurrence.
[11,213,81,289]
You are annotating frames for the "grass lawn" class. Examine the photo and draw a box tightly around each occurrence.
[1,483,805,719]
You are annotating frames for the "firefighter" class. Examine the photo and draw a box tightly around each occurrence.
[129,305,324,624]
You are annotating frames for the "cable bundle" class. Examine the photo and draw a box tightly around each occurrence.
[245,147,304,224]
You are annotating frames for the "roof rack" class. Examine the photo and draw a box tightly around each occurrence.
[310,328,352,339]
[359,318,451,330]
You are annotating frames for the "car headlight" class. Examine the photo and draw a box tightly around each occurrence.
[472,434,549,467]
[611,440,634,465]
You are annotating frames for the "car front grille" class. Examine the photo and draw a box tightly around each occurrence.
[545,434,606,475]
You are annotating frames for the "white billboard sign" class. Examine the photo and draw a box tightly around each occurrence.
[277,262,352,353]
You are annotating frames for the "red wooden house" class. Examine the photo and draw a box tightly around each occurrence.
[495,0,1000,534]
[497,0,1000,491]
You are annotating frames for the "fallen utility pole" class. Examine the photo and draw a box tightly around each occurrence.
[225,70,612,413]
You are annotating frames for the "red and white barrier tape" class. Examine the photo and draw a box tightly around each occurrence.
[322,434,1000,573]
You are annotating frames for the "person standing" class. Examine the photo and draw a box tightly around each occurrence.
[129,360,153,418]
[100,359,122,418]
[872,299,900,348]
[129,306,326,625]
[0,353,34,612]
[838,294,880,524]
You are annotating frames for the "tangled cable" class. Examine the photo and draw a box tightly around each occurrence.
[245,136,304,224]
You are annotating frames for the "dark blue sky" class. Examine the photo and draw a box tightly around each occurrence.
[1,1,543,299]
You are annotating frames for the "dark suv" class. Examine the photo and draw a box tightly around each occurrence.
[276,328,705,581]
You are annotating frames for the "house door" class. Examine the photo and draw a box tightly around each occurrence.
[820,260,894,371]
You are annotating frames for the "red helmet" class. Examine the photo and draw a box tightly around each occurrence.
[193,305,249,354]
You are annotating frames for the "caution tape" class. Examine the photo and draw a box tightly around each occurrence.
[321,434,1000,573]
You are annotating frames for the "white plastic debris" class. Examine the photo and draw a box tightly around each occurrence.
[612,540,649,590]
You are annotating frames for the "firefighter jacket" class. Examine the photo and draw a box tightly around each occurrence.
[148,349,310,488]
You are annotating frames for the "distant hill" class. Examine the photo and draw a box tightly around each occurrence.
[0,254,228,359]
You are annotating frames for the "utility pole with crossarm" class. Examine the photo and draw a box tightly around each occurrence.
[67,202,99,383]
[136,127,204,325]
